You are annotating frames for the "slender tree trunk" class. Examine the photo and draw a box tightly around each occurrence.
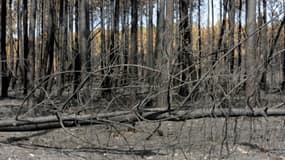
[101,0,119,97]
[155,0,168,108]
[79,0,90,79]
[121,0,129,85]
[260,0,268,90]
[130,0,138,77]
[211,0,215,60]
[106,3,111,57]
[9,0,14,77]
[140,7,145,78]
[229,0,235,73]
[22,0,28,95]
[178,0,196,97]
[1,0,10,97]
[112,0,119,84]
[283,0,285,84]
[100,0,105,76]
[43,0,56,93]
[73,0,81,94]
[63,0,68,87]
[68,0,73,72]
[208,0,212,66]
[39,0,44,83]
[245,0,257,111]
[213,0,228,66]
[198,0,202,78]
[57,0,66,96]
[237,0,242,68]
[147,0,154,82]
[15,0,22,92]
[154,0,160,61]
[164,0,174,110]
[28,0,36,95]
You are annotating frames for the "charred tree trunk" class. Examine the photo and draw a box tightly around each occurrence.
[245,0,257,110]
[100,0,106,76]
[2,108,284,132]
[73,0,81,94]
[121,0,129,85]
[213,0,228,66]
[42,0,56,94]
[155,0,170,108]
[8,0,14,82]
[130,0,138,77]
[260,0,268,90]
[237,0,242,68]
[178,0,196,97]
[140,6,145,78]
[79,0,90,79]
[283,0,285,86]
[229,0,235,73]
[22,0,28,95]
[28,0,37,95]
[147,0,154,83]
[198,0,202,78]
[101,0,120,97]
[1,0,10,97]
[57,0,67,96]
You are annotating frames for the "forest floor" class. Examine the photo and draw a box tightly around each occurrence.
[0,116,284,159]
[0,93,284,160]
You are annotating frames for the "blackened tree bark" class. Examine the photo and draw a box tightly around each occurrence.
[39,0,44,84]
[121,0,129,84]
[101,0,119,97]
[43,0,56,92]
[8,0,14,78]
[260,0,268,90]
[154,0,160,60]
[237,0,242,68]
[111,0,119,81]
[245,0,257,111]
[140,6,145,78]
[79,0,90,79]
[28,0,36,94]
[111,0,119,65]
[154,0,168,108]
[130,0,138,77]
[178,0,196,97]
[147,0,154,82]
[283,0,285,85]
[212,0,228,66]
[73,0,81,94]
[57,0,67,96]
[68,0,73,72]
[229,0,235,73]
[23,0,28,95]
[198,0,202,78]
[1,0,10,97]
[100,0,106,76]
[163,0,173,110]
[15,0,22,91]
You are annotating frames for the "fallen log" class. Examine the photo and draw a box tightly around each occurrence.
[0,108,284,132]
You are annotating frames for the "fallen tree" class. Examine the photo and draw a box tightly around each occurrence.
[0,107,284,132]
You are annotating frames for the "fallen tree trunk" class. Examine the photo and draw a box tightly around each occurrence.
[0,108,284,132]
